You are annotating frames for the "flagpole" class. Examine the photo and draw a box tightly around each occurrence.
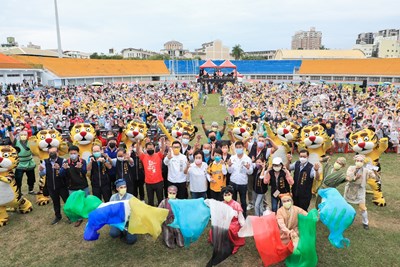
[54,0,63,58]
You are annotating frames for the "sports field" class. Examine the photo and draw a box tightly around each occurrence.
[1,94,399,267]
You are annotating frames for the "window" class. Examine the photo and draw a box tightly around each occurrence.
[7,74,19,77]
[381,77,393,82]
[369,77,380,82]
[333,76,343,81]
[23,74,34,77]
[345,76,355,81]
[310,76,320,80]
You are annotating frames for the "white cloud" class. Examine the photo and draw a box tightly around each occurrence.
[0,0,398,53]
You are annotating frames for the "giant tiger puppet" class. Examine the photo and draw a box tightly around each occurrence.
[0,146,33,226]
[299,124,332,194]
[263,121,301,165]
[348,128,387,207]
[29,129,69,206]
[70,123,102,160]
[158,119,198,143]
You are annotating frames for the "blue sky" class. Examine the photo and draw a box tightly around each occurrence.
[1,0,399,54]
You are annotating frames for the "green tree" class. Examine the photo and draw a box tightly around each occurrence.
[231,44,244,60]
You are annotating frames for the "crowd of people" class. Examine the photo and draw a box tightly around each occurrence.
[0,80,396,250]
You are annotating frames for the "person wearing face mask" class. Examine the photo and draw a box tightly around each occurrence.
[287,150,320,211]
[39,147,69,225]
[207,148,227,201]
[185,150,209,199]
[137,138,166,206]
[265,157,294,212]
[164,141,189,199]
[199,115,228,142]
[344,155,377,230]
[110,148,134,194]
[104,138,118,190]
[59,145,88,226]
[180,132,194,161]
[227,141,253,217]
[202,143,212,164]
[158,185,184,248]
[220,185,246,254]
[276,194,308,247]
[108,179,137,245]
[87,145,113,202]
[130,142,145,201]
[8,128,37,194]
[251,158,268,216]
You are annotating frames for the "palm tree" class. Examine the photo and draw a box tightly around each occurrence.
[231,44,244,60]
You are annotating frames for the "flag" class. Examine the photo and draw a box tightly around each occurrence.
[63,190,102,222]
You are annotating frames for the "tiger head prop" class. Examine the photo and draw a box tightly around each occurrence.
[231,119,256,141]
[70,123,96,145]
[300,124,328,149]
[349,128,379,155]
[276,121,301,143]
[171,120,198,140]
[124,119,148,142]
[0,146,19,175]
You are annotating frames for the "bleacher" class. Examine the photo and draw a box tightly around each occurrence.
[164,60,302,75]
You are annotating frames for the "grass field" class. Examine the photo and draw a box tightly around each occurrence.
[1,94,400,267]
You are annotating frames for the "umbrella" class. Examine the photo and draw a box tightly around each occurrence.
[91,82,104,86]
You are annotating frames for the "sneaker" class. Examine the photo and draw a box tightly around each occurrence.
[51,217,61,225]
[28,190,37,195]
[363,224,369,230]
[74,220,83,227]
[246,204,254,211]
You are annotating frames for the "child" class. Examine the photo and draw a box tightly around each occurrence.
[207,148,227,200]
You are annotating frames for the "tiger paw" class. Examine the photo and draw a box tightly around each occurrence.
[373,199,386,207]
[18,198,33,214]
[36,195,51,206]
[0,219,9,227]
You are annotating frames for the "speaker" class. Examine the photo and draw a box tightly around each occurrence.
[362,79,367,88]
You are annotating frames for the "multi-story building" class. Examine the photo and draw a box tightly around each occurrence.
[242,50,276,59]
[375,37,400,58]
[63,50,91,59]
[121,48,158,59]
[160,40,188,58]
[377,29,400,39]
[291,27,322,50]
[356,32,375,44]
[352,44,374,57]
[194,40,232,60]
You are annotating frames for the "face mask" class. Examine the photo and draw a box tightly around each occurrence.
[236,148,243,155]
[257,141,265,148]
[273,166,282,172]
[117,157,124,161]
[214,156,221,162]
[49,152,57,159]
[147,149,154,155]
[299,157,308,164]
[209,136,216,141]
[70,154,78,161]
[173,148,180,155]
[168,193,176,199]
[203,149,210,155]
[20,135,27,141]
[195,158,202,165]
[118,188,127,196]
[93,152,102,158]
[355,161,364,168]
[224,195,232,202]
[283,201,292,209]
[109,143,116,148]
[133,148,137,153]
[333,162,342,170]
[182,138,189,145]
[211,127,218,132]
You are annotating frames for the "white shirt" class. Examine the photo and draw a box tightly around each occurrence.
[163,153,187,183]
[228,154,253,185]
[187,162,209,192]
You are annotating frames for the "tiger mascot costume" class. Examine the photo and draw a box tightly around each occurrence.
[29,129,69,206]
[349,128,387,207]
[0,146,33,226]
[121,119,149,149]
[299,124,332,194]
[70,123,102,160]
[263,121,301,165]
[228,119,256,142]
[158,119,198,143]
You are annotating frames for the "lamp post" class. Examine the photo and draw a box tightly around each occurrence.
[54,0,63,58]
